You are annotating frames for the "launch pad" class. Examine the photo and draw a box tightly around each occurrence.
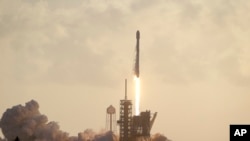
[106,30,157,141]
[117,80,157,141]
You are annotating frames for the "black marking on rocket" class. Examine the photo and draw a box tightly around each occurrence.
[135,30,140,77]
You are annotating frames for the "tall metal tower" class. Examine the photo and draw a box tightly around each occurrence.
[117,79,133,141]
[106,105,117,133]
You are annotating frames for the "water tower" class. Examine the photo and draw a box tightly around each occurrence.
[106,105,117,133]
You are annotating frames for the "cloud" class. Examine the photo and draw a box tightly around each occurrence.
[0,0,127,87]
[0,0,250,87]
[133,0,250,85]
[0,100,115,141]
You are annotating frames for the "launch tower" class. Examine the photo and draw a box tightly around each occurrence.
[117,80,157,141]
[117,79,133,141]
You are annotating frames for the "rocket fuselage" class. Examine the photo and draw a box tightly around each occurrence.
[135,30,140,77]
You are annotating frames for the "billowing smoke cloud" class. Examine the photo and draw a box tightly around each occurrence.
[0,100,115,141]
[0,100,169,141]
[151,133,171,141]
[0,137,6,141]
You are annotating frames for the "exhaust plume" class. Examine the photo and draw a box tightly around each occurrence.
[151,133,171,141]
[0,100,170,141]
[0,100,116,141]
[134,77,140,115]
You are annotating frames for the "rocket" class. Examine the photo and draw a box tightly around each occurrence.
[134,30,140,77]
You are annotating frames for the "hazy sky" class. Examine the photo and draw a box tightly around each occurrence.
[1,0,250,141]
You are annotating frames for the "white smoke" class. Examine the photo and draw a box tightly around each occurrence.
[0,100,115,141]
[0,137,7,141]
[151,133,171,141]
[0,100,169,141]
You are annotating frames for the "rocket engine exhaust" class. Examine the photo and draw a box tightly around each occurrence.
[134,77,140,115]
[134,30,140,116]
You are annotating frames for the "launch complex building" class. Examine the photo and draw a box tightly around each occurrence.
[117,80,157,141]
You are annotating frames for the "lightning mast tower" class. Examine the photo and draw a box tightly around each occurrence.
[117,79,133,141]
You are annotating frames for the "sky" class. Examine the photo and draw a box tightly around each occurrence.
[1,0,250,141]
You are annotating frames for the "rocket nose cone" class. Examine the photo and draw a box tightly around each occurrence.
[136,30,140,39]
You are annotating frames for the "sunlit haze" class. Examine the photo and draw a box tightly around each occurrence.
[1,0,250,141]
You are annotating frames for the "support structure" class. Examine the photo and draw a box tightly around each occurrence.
[117,79,133,141]
[106,105,116,133]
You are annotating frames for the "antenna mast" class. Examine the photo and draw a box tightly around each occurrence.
[125,79,127,100]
